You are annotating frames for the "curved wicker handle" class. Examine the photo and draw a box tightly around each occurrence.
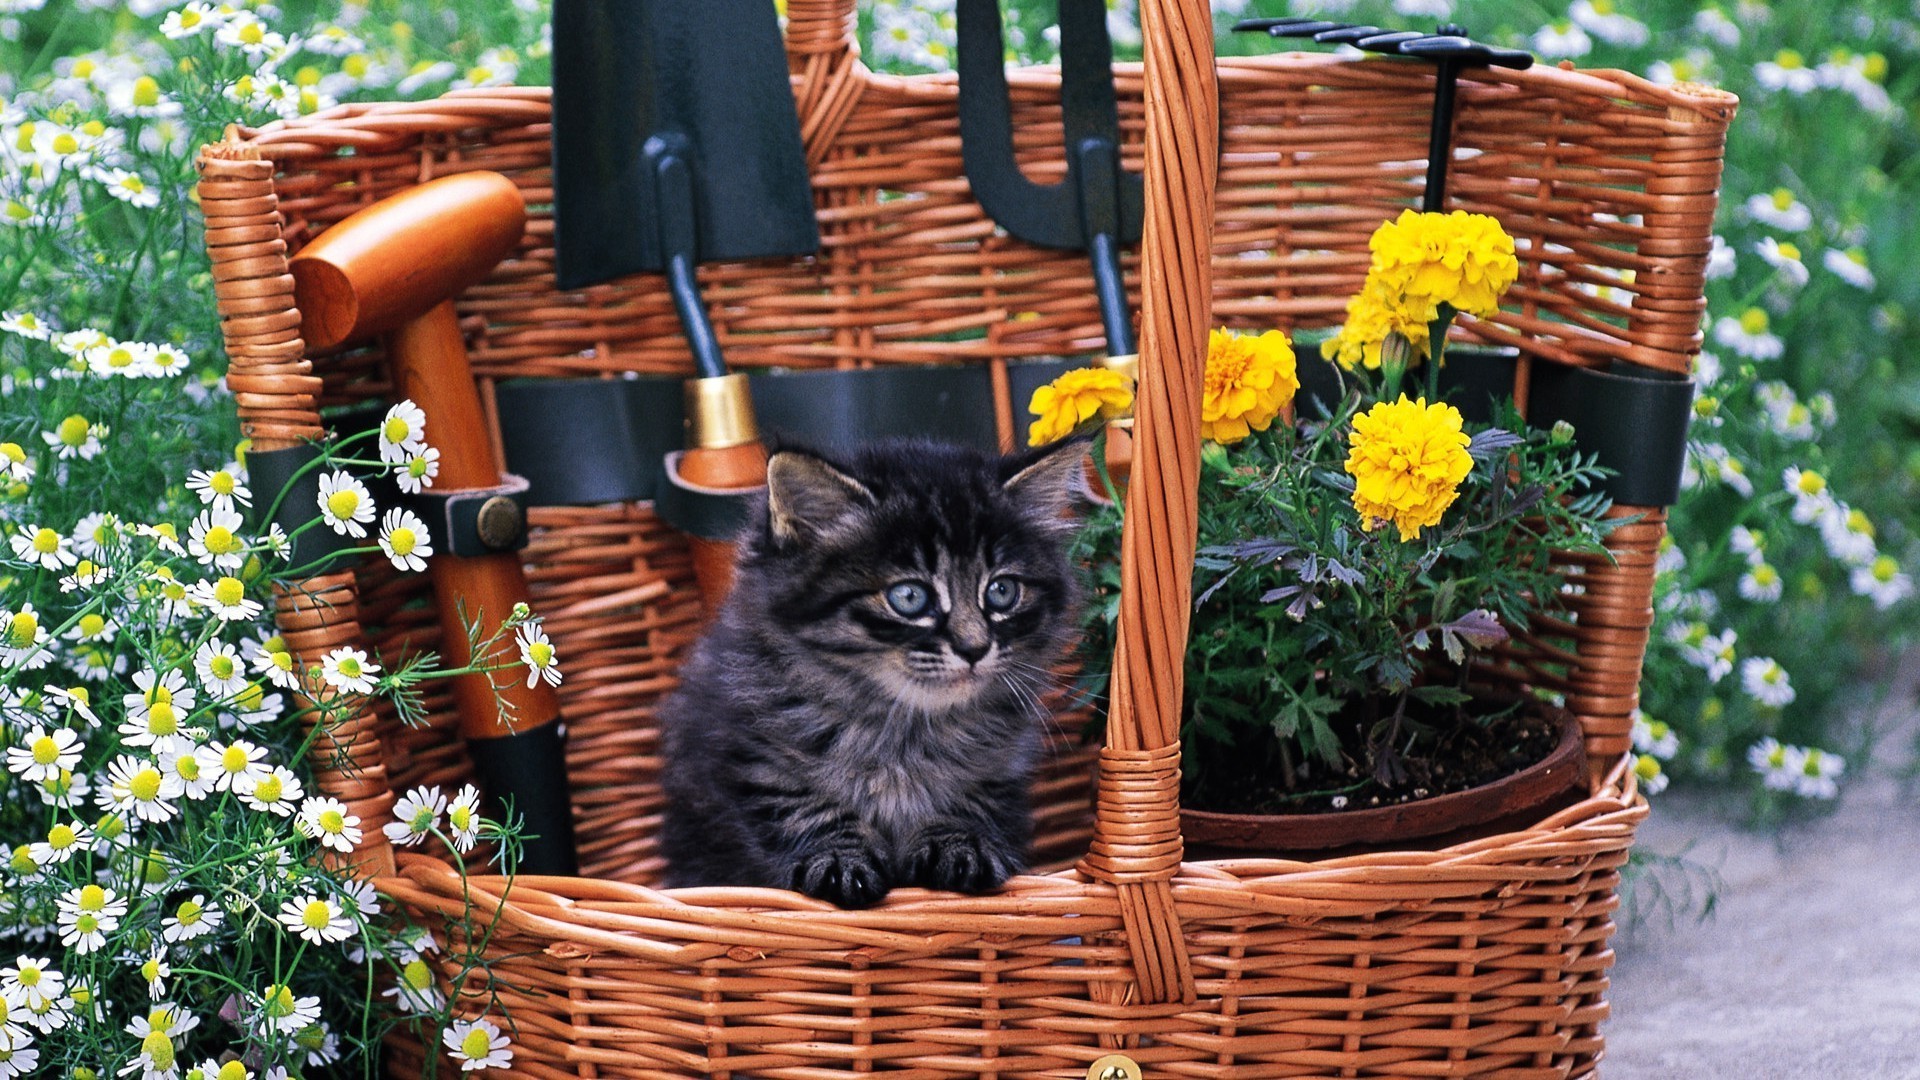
[783,0,858,61]
[1067,0,1215,1005]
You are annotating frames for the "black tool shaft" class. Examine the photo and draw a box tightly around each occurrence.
[1089,231,1134,357]
[652,139,729,381]
[1424,58,1461,211]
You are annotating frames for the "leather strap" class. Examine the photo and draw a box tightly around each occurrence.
[1529,359,1694,507]
[410,473,531,556]
[465,721,579,876]
[245,442,360,574]
[655,451,757,541]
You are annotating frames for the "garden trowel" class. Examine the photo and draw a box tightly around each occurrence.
[552,0,819,606]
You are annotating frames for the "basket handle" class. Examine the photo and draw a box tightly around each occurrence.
[1070,0,1215,1006]
[784,0,859,62]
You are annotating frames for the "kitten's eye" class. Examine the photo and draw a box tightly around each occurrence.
[884,581,933,618]
[984,576,1020,613]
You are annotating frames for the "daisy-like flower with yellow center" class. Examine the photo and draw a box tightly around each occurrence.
[1026,367,1133,447]
[9,523,77,571]
[186,507,249,571]
[321,646,380,695]
[377,507,434,573]
[161,895,223,944]
[517,623,561,689]
[1365,208,1519,321]
[255,983,321,1035]
[186,466,251,513]
[188,574,264,622]
[383,955,448,1013]
[316,469,376,538]
[105,753,186,824]
[1343,395,1475,542]
[447,783,483,853]
[384,785,447,847]
[444,1016,514,1073]
[278,895,353,946]
[251,635,302,691]
[296,795,363,854]
[26,821,89,868]
[379,400,429,464]
[236,764,303,817]
[397,445,442,494]
[1201,328,1298,445]
[4,725,81,783]
[56,883,126,954]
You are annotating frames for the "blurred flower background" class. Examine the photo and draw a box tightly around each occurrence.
[0,0,1913,1074]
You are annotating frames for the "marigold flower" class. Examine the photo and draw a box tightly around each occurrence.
[1202,328,1297,444]
[1366,209,1519,320]
[1026,367,1133,446]
[1320,280,1432,371]
[1343,395,1473,541]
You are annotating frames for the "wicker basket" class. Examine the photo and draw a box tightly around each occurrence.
[196,1,1735,1075]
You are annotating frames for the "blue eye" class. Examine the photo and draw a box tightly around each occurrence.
[984,576,1020,612]
[885,582,932,617]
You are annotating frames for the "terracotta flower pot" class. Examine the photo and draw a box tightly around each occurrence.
[1180,699,1588,858]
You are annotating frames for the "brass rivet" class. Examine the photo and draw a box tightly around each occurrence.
[475,495,524,549]
[1088,1054,1141,1080]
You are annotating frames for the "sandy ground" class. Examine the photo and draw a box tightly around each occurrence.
[1604,662,1920,1078]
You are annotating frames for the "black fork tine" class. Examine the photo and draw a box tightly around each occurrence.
[1232,18,1535,211]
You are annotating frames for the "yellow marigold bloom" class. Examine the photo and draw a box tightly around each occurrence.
[1026,366,1133,446]
[1320,279,1432,371]
[1202,328,1297,444]
[1344,395,1474,541]
[1366,209,1520,320]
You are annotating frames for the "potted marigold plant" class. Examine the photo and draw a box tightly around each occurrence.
[1035,210,1618,851]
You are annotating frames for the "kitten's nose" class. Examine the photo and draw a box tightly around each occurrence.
[951,639,990,665]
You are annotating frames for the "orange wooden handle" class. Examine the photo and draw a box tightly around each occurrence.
[679,441,769,609]
[387,303,557,740]
[289,171,526,350]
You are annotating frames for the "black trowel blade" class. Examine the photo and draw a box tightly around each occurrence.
[552,0,820,291]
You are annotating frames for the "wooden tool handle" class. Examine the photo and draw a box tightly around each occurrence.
[390,303,560,740]
[679,440,769,608]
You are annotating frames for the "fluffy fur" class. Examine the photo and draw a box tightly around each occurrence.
[657,437,1086,908]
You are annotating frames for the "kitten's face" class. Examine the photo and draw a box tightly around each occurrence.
[748,439,1084,714]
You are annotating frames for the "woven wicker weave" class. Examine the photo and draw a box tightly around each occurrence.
[196,0,1734,1074]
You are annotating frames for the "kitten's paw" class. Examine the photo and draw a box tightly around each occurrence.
[905,829,1023,894]
[790,846,892,909]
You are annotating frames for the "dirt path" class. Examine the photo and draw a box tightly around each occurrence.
[1604,663,1920,1078]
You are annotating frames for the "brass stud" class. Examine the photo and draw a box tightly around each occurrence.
[475,495,525,550]
[1087,1053,1141,1080]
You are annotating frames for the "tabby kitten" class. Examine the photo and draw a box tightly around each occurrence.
[657,436,1087,908]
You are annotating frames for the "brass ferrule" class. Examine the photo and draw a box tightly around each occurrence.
[1100,352,1139,381]
[685,373,760,450]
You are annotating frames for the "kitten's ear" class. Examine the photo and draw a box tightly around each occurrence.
[1001,436,1090,520]
[766,451,874,546]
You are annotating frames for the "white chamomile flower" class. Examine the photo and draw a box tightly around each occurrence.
[321,646,379,695]
[1851,555,1912,610]
[1822,246,1874,290]
[92,166,160,209]
[137,521,186,557]
[1711,307,1783,361]
[85,339,155,378]
[186,466,251,512]
[516,623,561,688]
[215,12,287,55]
[382,955,447,1013]
[56,884,125,954]
[236,764,303,817]
[10,524,77,571]
[296,796,362,854]
[1569,0,1647,46]
[0,604,52,670]
[124,1004,199,1079]
[1754,49,1818,94]
[122,668,197,755]
[1702,234,1736,280]
[1740,656,1795,708]
[444,1017,514,1073]
[161,894,223,943]
[384,785,446,847]
[161,2,225,38]
[221,684,283,730]
[278,895,353,946]
[1756,381,1815,441]
[1692,5,1739,46]
[1753,237,1807,287]
[1820,507,1876,565]
[35,768,89,810]
[1748,737,1800,790]
[1782,466,1835,525]
[447,784,482,853]
[1531,20,1591,59]
[1729,525,1766,563]
[26,821,90,868]
[0,1027,39,1077]
[250,636,302,690]
[1737,561,1783,603]
[160,750,212,801]
[0,442,32,485]
[146,343,191,377]
[5,726,82,783]
[305,24,366,55]
[188,575,264,622]
[316,470,375,537]
[59,559,113,594]
[1745,187,1811,231]
[103,753,186,824]
[0,311,51,340]
[140,950,170,1000]
[198,738,268,793]
[0,956,64,1014]
[255,983,321,1035]
[377,508,433,572]
[395,445,440,494]
[296,1019,342,1069]
[378,400,428,464]
[193,641,248,699]
[1632,753,1669,795]
[186,507,248,570]
[1794,747,1844,800]
[336,876,382,920]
